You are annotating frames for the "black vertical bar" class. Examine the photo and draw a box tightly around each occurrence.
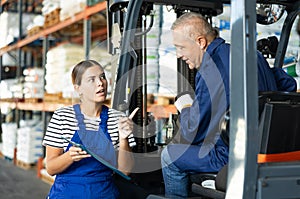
[17,0,23,78]
[15,0,24,129]
[0,53,2,82]
[106,0,114,55]
[131,14,144,153]
[142,14,148,152]
[0,55,2,142]
[84,18,92,60]
[274,4,300,68]
[42,36,49,137]
[0,1,4,142]
[112,0,144,109]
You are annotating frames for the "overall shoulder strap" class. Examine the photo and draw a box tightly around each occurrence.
[73,104,85,131]
[99,105,111,141]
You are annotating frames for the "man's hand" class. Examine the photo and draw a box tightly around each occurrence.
[174,92,194,112]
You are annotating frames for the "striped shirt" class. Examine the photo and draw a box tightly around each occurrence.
[42,105,136,151]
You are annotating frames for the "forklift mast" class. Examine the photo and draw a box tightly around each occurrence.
[107,0,223,154]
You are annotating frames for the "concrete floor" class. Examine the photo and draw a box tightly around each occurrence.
[0,157,207,199]
[0,158,51,199]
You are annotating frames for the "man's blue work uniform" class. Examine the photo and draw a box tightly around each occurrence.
[161,37,297,198]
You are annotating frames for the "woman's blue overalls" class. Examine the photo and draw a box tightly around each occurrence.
[47,104,119,199]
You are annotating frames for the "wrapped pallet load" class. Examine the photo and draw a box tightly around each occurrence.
[60,0,85,20]
[23,68,44,99]
[0,11,37,48]
[45,43,84,99]
[41,0,60,17]
[16,120,44,165]
[1,123,17,160]
[45,42,112,101]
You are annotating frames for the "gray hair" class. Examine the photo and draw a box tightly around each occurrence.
[171,12,217,40]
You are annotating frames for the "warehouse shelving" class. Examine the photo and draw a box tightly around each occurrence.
[0,1,108,103]
[0,1,107,56]
[0,1,109,172]
[0,1,108,107]
[0,100,70,112]
[0,98,177,118]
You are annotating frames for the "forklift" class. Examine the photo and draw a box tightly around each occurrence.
[107,0,300,198]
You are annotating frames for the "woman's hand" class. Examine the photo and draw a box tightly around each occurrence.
[68,146,91,162]
[117,108,138,174]
[118,117,134,139]
[118,108,139,140]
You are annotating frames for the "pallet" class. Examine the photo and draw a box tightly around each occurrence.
[90,13,107,28]
[44,8,61,28]
[43,92,63,102]
[24,98,43,103]
[27,26,43,37]
[57,98,74,104]
[16,159,36,170]
[58,22,84,37]
[44,92,77,104]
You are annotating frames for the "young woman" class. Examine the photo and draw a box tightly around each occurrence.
[42,60,136,198]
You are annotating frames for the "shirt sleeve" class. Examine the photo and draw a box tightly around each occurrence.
[179,75,227,145]
[179,83,211,144]
[42,110,65,148]
[178,51,229,145]
[256,52,297,92]
[271,67,297,92]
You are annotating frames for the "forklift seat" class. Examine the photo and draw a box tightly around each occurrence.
[257,91,300,161]
[191,91,300,199]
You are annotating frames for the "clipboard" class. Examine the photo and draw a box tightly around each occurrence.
[62,137,131,181]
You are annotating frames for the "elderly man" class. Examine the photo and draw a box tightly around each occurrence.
[161,12,296,198]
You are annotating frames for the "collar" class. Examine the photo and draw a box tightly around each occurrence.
[206,37,225,55]
[197,37,225,73]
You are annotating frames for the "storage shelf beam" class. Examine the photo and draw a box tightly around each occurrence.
[0,1,106,56]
